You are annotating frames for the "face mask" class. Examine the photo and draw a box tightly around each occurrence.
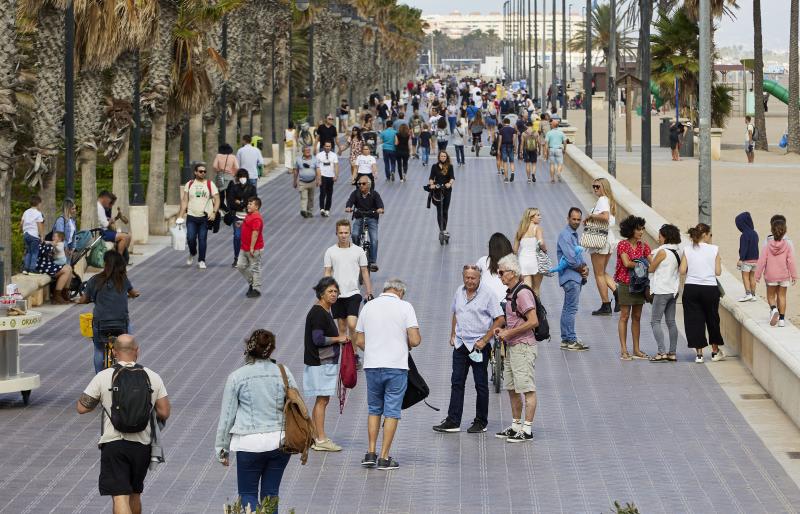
[239,178,247,185]
[469,349,483,363]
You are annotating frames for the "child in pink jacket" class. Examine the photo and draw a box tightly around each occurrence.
[755,217,797,327]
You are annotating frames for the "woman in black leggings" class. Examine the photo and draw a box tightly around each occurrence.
[394,124,411,183]
[428,150,455,241]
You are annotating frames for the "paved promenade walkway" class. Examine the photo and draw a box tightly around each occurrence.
[1,152,799,513]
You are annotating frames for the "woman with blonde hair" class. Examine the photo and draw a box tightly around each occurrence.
[584,177,619,315]
[514,207,548,296]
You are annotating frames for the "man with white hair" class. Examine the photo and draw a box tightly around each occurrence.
[355,279,421,470]
[494,254,540,442]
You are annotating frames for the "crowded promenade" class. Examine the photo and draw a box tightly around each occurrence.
[2,79,800,513]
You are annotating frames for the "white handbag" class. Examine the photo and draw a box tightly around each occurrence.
[170,223,186,252]
[580,219,609,250]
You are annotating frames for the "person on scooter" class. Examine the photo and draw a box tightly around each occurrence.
[428,150,455,243]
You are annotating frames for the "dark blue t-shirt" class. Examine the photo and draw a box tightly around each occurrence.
[85,275,133,323]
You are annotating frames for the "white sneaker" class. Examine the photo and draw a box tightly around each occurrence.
[186,255,194,266]
[695,354,704,363]
[778,319,786,327]
[737,294,752,302]
[770,307,779,326]
[749,295,758,302]
[711,350,726,362]
[198,261,207,269]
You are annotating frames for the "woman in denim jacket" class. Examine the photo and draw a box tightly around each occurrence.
[215,329,297,513]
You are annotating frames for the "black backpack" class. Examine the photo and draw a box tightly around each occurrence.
[402,354,439,411]
[510,283,550,342]
[105,364,154,433]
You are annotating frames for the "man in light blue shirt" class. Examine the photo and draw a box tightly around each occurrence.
[433,265,504,434]
[545,119,567,182]
[236,134,264,187]
[557,207,589,351]
[379,126,397,181]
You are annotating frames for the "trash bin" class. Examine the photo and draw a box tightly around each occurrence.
[660,118,672,148]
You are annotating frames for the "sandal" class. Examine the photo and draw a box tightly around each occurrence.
[649,353,669,362]
[667,353,677,362]
[620,353,632,361]
[631,352,650,360]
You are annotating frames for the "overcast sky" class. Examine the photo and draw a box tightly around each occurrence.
[404,1,792,52]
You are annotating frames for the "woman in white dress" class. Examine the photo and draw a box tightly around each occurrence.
[513,207,547,296]
[584,178,618,315]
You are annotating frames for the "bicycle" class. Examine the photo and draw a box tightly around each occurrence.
[490,337,504,394]
[471,132,483,156]
[350,207,376,283]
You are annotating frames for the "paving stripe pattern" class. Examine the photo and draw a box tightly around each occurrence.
[1,151,799,513]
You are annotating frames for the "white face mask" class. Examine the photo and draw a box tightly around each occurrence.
[239,178,247,185]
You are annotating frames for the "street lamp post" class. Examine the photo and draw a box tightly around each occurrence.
[64,1,75,200]
[219,14,228,147]
[698,0,711,223]
[527,0,532,93]
[130,50,144,204]
[608,0,616,177]
[551,0,556,110]
[584,0,592,157]
[568,4,572,82]
[561,0,567,119]
[534,0,538,104]
[641,0,652,205]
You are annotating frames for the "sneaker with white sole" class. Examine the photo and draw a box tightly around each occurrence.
[198,261,207,269]
[770,307,780,326]
[711,351,726,362]
[560,340,570,349]
[567,341,589,352]
[311,438,342,452]
[432,419,461,433]
[737,294,753,302]
[506,430,533,443]
[749,295,758,302]
[186,255,194,266]
[778,319,786,327]
[376,457,399,470]
[495,425,517,439]
[695,354,704,363]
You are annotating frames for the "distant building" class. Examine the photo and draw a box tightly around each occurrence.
[422,10,581,41]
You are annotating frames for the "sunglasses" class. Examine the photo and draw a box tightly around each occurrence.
[463,265,479,271]
[196,169,207,173]
[358,182,370,186]
[592,184,601,190]
[497,269,513,276]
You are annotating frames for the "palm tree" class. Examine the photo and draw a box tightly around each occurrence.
[0,0,17,282]
[651,8,699,118]
[19,2,63,226]
[569,2,635,65]
[789,0,800,153]
[143,0,178,233]
[753,0,767,150]
[104,51,137,228]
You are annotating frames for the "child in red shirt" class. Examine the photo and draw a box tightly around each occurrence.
[237,197,264,298]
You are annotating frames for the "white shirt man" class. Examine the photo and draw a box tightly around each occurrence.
[236,135,263,184]
[354,279,421,470]
[324,220,373,342]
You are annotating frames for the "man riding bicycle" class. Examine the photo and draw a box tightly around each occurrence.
[345,178,384,272]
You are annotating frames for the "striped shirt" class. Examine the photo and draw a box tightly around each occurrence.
[451,284,504,351]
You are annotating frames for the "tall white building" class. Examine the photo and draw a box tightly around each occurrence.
[422,9,581,43]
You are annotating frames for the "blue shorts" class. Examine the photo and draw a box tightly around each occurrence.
[365,368,408,419]
[549,148,564,165]
[501,145,515,163]
[101,229,117,242]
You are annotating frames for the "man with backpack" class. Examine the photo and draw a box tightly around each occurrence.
[432,265,504,435]
[77,334,170,514]
[521,121,538,183]
[176,162,220,270]
[493,254,541,443]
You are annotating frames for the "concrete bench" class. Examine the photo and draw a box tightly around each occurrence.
[10,273,52,307]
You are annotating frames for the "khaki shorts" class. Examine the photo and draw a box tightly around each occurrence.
[503,343,538,393]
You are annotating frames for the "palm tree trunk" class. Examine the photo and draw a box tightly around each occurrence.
[753,0,767,150]
[76,69,104,229]
[111,140,130,230]
[79,147,98,229]
[0,0,15,283]
[203,115,218,182]
[189,113,205,165]
[226,105,238,147]
[146,113,167,233]
[166,124,182,205]
[788,0,800,153]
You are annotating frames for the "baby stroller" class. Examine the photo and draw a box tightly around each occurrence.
[65,228,105,299]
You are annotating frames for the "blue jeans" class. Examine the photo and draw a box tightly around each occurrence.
[501,145,515,163]
[560,280,581,342]
[365,368,408,419]
[420,146,430,165]
[185,215,208,262]
[448,116,456,133]
[236,449,291,514]
[91,319,129,373]
[446,345,490,425]
[23,233,40,272]
[382,149,396,178]
[352,216,378,264]
[232,222,242,260]
[248,178,258,188]
[454,145,465,165]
